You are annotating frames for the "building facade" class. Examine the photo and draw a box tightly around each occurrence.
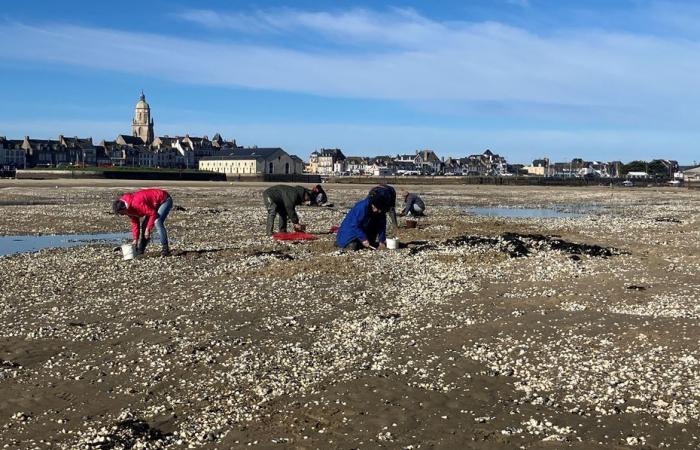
[199,148,304,175]
[132,92,154,145]
[0,137,27,168]
[317,148,346,175]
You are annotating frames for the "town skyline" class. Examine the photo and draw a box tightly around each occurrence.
[2,1,700,164]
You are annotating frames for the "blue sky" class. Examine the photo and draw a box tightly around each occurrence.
[1,0,699,164]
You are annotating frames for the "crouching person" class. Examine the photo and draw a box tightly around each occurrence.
[336,195,388,250]
[263,185,320,235]
[113,188,173,256]
[309,184,328,206]
[400,190,426,217]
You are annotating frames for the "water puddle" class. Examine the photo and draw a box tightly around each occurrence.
[0,232,130,257]
[466,207,586,219]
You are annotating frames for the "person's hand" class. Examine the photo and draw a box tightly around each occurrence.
[293,223,304,231]
[378,242,386,250]
[132,239,138,246]
[144,231,150,240]
[361,240,371,248]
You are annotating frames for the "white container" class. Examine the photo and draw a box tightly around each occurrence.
[386,238,399,250]
[121,243,135,260]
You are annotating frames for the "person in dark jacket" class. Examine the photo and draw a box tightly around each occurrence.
[309,184,328,207]
[262,185,319,235]
[399,190,426,217]
[336,195,388,250]
[368,184,398,229]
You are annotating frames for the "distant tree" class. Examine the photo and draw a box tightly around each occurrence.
[648,160,669,178]
[620,160,647,175]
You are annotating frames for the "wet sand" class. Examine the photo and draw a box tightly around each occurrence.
[0,181,698,449]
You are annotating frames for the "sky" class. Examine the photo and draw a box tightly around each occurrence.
[1,0,699,164]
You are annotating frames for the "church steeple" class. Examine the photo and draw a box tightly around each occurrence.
[132,91,154,145]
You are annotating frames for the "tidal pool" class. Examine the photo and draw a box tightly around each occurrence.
[0,232,130,257]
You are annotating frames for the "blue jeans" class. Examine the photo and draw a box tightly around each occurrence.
[141,196,172,246]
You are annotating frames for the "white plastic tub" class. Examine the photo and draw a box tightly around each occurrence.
[121,243,135,260]
[386,238,399,250]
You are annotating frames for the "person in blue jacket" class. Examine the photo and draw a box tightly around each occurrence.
[336,195,388,250]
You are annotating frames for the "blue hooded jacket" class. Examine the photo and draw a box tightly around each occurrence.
[336,198,387,248]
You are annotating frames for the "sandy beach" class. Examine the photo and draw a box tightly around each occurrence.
[0,180,698,449]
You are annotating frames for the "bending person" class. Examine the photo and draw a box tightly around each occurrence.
[336,195,388,251]
[263,184,322,235]
[399,190,426,217]
[113,188,173,256]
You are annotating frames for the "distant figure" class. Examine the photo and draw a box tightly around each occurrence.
[399,190,426,217]
[112,188,173,256]
[368,184,398,229]
[309,184,328,207]
[263,185,324,235]
[336,195,388,251]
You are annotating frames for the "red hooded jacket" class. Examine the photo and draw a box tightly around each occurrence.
[119,189,170,240]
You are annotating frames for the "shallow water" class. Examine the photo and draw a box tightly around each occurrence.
[466,207,585,219]
[0,232,130,257]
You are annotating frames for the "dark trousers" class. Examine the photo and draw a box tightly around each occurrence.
[264,194,288,235]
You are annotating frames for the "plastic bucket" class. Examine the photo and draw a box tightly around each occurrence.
[386,238,399,250]
[121,244,135,260]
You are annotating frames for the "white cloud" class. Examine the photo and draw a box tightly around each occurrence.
[2,7,700,161]
[3,13,700,112]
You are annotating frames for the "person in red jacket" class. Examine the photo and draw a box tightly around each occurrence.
[112,188,173,256]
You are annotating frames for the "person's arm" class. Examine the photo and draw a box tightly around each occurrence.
[378,214,387,244]
[285,200,299,225]
[346,205,368,243]
[388,207,398,228]
[403,194,416,215]
[142,206,159,237]
[129,216,140,244]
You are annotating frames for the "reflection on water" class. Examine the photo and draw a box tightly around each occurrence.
[466,207,586,219]
[0,233,130,257]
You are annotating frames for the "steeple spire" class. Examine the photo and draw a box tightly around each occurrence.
[140,90,145,101]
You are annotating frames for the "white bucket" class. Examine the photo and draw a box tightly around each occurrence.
[121,243,135,260]
[386,238,399,250]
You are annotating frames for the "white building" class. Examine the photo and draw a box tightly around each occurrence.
[682,166,700,182]
[199,147,304,175]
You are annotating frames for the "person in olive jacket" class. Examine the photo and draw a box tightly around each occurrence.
[263,184,325,235]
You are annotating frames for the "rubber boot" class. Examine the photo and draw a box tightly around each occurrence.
[161,243,171,257]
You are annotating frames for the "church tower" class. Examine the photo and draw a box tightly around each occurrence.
[132,91,154,145]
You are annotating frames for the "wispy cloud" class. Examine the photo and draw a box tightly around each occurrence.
[2,7,700,129]
[176,7,445,48]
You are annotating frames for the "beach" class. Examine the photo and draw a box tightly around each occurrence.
[0,181,698,449]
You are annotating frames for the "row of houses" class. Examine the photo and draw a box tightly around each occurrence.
[523,158,625,178]
[522,158,683,179]
[306,148,511,176]
[0,133,248,169]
